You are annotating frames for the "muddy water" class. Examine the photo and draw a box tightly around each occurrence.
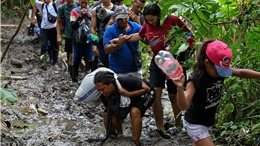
[1,17,191,146]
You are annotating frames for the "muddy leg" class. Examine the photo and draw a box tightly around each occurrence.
[130,107,142,146]
[169,93,182,126]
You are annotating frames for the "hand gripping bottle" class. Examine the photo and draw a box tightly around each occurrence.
[155,50,183,80]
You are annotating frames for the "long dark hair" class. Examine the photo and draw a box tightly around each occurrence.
[94,71,117,86]
[143,3,161,25]
[192,40,215,79]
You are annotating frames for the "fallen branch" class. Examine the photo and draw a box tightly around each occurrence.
[0,24,18,27]
[61,58,68,69]
[0,5,29,62]
[1,75,29,80]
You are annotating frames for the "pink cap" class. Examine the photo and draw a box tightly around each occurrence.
[206,40,232,77]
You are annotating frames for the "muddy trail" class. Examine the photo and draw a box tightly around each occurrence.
[0,17,191,146]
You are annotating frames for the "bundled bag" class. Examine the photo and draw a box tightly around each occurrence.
[74,67,122,104]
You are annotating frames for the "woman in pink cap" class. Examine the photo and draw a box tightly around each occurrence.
[172,40,260,146]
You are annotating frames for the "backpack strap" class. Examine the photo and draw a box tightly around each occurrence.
[41,2,57,13]
[41,3,44,11]
[52,3,57,13]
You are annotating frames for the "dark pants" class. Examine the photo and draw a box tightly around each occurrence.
[98,38,109,68]
[73,43,94,78]
[40,28,59,64]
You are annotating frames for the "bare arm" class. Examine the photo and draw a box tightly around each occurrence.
[110,33,143,48]
[91,8,99,56]
[119,82,150,97]
[105,18,114,28]
[91,8,97,35]
[31,6,38,24]
[232,68,260,79]
[172,74,195,110]
[104,43,120,54]
[105,34,128,54]
[127,33,143,42]
[56,17,63,45]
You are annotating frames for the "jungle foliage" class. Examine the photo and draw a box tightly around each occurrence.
[1,0,260,145]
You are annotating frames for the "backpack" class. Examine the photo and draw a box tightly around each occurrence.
[73,7,92,43]
[96,4,116,40]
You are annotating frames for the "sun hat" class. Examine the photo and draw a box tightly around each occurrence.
[114,6,128,20]
[206,40,232,77]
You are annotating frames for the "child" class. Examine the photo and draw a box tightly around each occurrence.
[172,40,260,145]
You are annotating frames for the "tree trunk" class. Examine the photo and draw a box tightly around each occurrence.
[7,0,13,9]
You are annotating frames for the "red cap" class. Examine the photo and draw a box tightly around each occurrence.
[206,40,232,77]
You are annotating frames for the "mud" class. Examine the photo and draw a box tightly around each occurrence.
[0,17,191,146]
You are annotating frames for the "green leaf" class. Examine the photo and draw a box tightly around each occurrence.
[252,123,260,131]
[175,43,189,56]
[225,103,234,113]
[215,12,226,18]
[30,0,35,6]
[0,88,18,103]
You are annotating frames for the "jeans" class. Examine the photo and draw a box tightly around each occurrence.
[40,28,59,64]
[73,43,94,78]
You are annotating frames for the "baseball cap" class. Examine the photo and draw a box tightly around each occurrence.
[206,40,232,78]
[114,6,129,20]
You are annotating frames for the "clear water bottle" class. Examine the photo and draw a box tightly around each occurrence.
[155,50,183,80]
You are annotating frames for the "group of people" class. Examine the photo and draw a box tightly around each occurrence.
[29,0,260,146]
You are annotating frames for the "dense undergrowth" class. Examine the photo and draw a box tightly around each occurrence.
[2,0,260,145]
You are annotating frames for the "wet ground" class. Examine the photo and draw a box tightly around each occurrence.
[1,17,191,146]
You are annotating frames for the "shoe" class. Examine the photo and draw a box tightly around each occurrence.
[68,65,73,77]
[164,122,174,131]
[72,77,78,82]
[110,130,117,137]
[157,129,171,139]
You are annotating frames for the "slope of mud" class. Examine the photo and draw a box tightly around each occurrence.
[1,17,191,146]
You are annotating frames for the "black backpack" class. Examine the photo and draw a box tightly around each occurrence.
[73,7,92,43]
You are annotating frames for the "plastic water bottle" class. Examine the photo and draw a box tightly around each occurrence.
[155,50,183,80]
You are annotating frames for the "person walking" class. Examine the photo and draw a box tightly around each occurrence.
[94,71,155,146]
[70,0,94,82]
[56,0,78,77]
[110,3,195,139]
[34,0,61,69]
[91,0,116,68]
[103,6,142,78]
[172,40,260,146]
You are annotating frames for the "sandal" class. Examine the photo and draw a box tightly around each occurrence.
[156,129,171,139]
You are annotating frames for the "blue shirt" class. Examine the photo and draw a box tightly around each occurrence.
[103,21,141,74]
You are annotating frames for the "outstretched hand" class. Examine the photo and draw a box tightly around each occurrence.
[110,34,133,47]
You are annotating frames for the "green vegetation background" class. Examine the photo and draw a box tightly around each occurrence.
[1,0,260,145]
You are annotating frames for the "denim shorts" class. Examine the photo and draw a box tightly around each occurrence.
[183,119,213,142]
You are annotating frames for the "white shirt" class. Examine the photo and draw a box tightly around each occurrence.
[35,0,61,29]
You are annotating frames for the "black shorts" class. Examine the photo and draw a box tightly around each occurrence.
[65,38,73,53]
[149,59,186,94]
[131,88,155,117]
